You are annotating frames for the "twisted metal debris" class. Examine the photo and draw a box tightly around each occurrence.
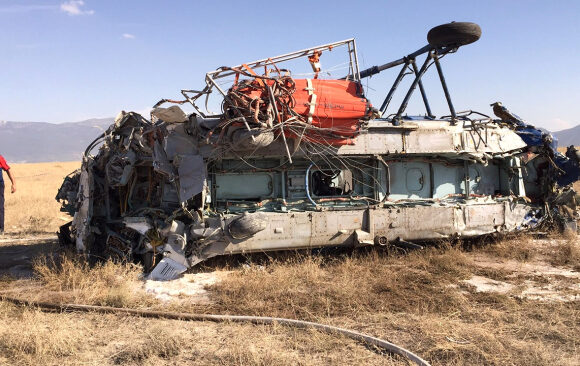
[56,23,579,279]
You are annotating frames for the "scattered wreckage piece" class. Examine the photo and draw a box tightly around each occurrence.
[56,22,580,279]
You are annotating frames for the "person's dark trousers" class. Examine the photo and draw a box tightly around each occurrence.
[0,182,4,233]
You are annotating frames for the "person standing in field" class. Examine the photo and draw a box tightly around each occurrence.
[0,155,16,234]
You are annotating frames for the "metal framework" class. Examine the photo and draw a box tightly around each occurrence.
[177,37,482,131]
[357,44,460,124]
[180,39,360,118]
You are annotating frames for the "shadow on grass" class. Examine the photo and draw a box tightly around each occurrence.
[0,238,58,278]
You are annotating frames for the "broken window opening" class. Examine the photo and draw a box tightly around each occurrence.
[311,169,353,197]
[306,160,381,204]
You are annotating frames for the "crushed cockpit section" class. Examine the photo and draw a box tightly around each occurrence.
[56,23,579,279]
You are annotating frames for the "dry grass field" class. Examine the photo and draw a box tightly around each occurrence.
[2,161,79,235]
[0,236,578,365]
[0,161,578,365]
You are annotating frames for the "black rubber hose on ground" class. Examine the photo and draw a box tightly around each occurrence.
[1,295,430,366]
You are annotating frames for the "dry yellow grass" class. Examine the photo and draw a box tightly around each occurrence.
[0,300,402,366]
[32,254,154,307]
[198,245,579,366]
[2,252,405,365]
[3,242,577,365]
[551,231,580,270]
[2,161,79,235]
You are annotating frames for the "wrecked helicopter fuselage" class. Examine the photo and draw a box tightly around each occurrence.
[56,22,579,279]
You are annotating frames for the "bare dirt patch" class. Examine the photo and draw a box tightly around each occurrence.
[0,237,57,278]
[465,235,580,302]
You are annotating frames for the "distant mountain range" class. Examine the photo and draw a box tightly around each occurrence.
[553,124,580,148]
[0,118,578,163]
[0,118,114,163]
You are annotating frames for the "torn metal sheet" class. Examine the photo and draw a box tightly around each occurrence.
[149,258,188,281]
[151,106,188,123]
[176,154,205,204]
[56,22,579,279]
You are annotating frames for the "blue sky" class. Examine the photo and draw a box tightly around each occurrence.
[1,0,579,131]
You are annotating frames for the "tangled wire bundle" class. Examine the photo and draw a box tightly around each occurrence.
[224,74,297,128]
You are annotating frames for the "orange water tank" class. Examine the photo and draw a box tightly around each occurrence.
[229,78,372,145]
[291,79,371,137]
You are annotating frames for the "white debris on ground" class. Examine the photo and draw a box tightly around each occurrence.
[519,281,580,302]
[471,253,579,278]
[463,275,515,294]
[463,274,580,302]
[143,271,229,304]
[462,244,580,302]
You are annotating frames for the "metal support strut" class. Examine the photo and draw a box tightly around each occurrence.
[433,52,456,124]
[380,61,410,115]
[394,53,433,124]
[411,59,434,118]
